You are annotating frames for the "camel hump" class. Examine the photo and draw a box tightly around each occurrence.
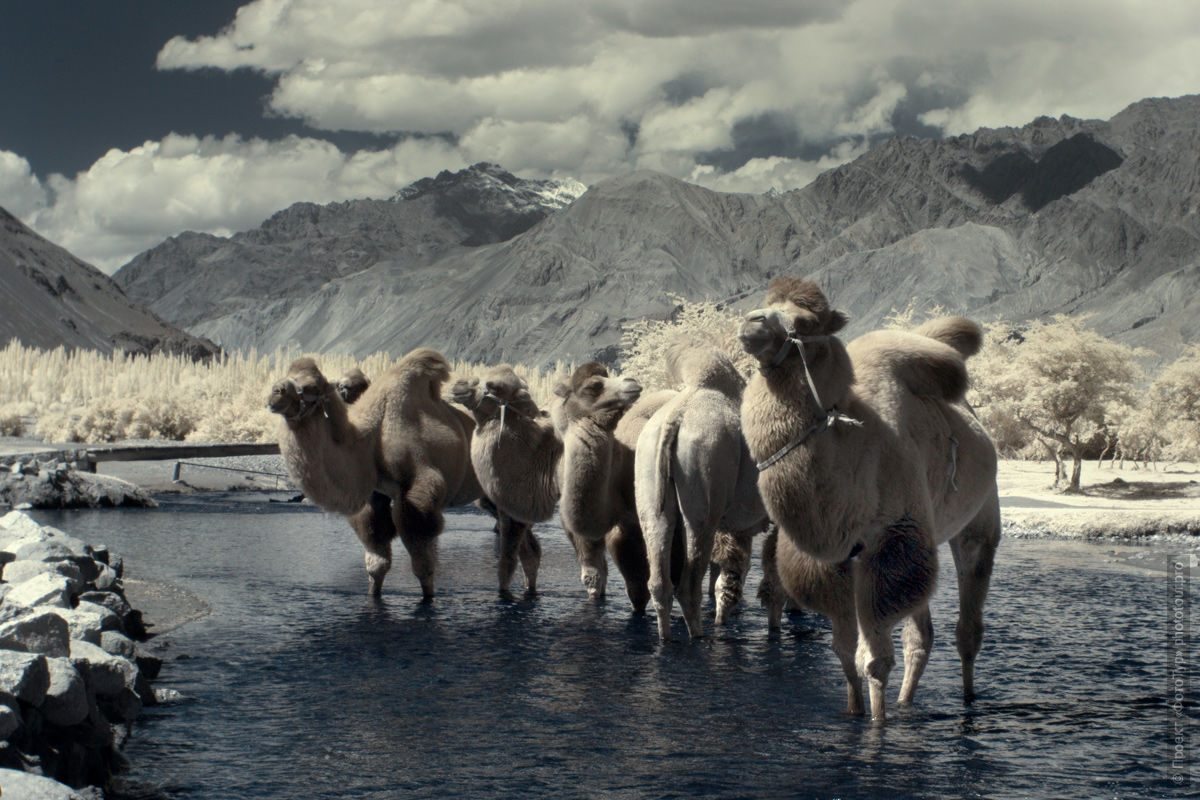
[913,316,983,358]
[665,344,745,398]
[849,330,970,403]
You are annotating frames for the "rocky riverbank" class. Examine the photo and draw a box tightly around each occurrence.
[0,459,155,510]
[0,510,165,797]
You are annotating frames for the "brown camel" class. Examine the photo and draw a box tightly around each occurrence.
[552,362,674,612]
[336,367,371,404]
[450,364,561,597]
[739,277,1001,721]
[268,349,483,600]
[634,344,767,640]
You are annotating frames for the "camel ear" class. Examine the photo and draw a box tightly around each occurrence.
[827,310,849,334]
[553,380,571,398]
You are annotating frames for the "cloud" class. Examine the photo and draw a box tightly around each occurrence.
[155,0,1200,193]
[10,0,1198,275]
[0,152,49,219]
[16,134,466,274]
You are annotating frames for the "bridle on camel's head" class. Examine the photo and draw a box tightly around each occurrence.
[279,378,330,424]
[481,388,530,430]
[755,330,863,472]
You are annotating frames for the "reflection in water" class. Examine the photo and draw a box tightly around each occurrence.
[31,496,1196,800]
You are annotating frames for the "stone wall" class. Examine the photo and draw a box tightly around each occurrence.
[0,510,162,795]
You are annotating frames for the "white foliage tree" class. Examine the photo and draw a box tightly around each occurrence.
[970,316,1146,491]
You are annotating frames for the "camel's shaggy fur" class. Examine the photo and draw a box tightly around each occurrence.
[553,362,673,611]
[450,364,561,596]
[634,344,767,640]
[268,348,482,599]
[740,278,1001,720]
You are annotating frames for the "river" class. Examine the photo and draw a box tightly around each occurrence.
[31,491,1196,799]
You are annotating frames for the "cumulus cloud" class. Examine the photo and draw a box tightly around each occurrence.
[155,0,1200,188]
[0,152,49,219]
[9,0,1198,273]
[17,134,466,273]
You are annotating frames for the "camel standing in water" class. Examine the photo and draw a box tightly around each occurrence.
[552,363,674,612]
[450,365,561,597]
[739,277,1001,721]
[268,349,482,600]
[634,344,767,640]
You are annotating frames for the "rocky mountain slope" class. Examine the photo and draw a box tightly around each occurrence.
[0,209,216,358]
[114,96,1200,367]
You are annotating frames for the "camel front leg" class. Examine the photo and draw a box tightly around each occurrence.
[951,496,1001,703]
[829,600,865,716]
[349,491,395,597]
[897,606,934,706]
[518,527,541,597]
[567,531,608,602]
[855,515,938,721]
[495,512,523,598]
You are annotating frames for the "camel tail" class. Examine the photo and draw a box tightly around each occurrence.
[913,316,983,359]
[653,390,694,514]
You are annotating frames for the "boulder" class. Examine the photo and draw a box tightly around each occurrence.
[41,657,88,727]
[68,640,137,697]
[0,510,45,537]
[6,573,73,609]
[56,603,119,646]
[98,631,136,660]
[0,702,20,739]
[0,610,71,657]
[0,650,49,705]
[0,559,85,593]
[0,768,78,799]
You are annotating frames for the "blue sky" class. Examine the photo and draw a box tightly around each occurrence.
[2,0,1198,273]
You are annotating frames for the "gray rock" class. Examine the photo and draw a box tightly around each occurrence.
[56,603,118,646]
[0,702,20,739]
[153,687,186,705]
[1,559,85,594]
[0,510,46,538]
[68,640,137,697]
[0,650,49,705]
[6,572,73,609]
[77,590,132,621]
[0,768,79,799]
[0,610,70,657]
[41,657,88,727]
[92,564,118,591]
[98,631,136,659]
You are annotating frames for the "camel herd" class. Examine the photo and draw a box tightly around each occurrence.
[267,278,1001,721]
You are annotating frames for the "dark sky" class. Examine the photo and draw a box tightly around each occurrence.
[0,0,387,178]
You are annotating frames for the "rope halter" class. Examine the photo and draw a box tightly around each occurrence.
[756,333,863,472]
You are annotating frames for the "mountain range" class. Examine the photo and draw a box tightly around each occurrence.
[8,94,1200,369]
[0,207,215,358]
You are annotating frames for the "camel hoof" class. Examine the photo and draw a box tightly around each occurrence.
[523,587,538,599]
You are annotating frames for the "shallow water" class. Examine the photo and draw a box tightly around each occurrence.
[32,494,1197,800]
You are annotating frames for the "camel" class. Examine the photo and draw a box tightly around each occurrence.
[449,364,561,597]
[336,367,371,404]
[634,344,768,640]
[267,349,483,600]
[739,277,1001,721]
[552,362,675,612]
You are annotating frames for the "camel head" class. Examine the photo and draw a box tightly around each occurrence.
[479,365,541,418]
[268,357,334,423]
[556,361,642,431]
[740,278,855,406]
[336,368,370,405]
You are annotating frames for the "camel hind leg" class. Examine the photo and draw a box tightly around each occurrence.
[643,492,681,640]
[608,522,651,615]
[757,524,786,630]
[394,472,448,601]
[712,529,754,628]
[518,527,541,597]
[951,494,1001,703]
[854,515,938,721]
[350,491,395,597]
